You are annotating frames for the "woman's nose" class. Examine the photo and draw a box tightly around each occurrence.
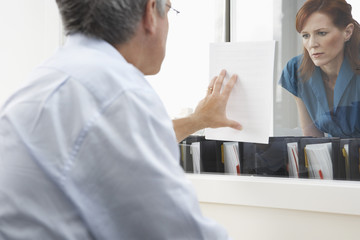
[308,35,319,48]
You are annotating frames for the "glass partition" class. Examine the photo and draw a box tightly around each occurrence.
[148,0,360,182]
[146,0,227,117]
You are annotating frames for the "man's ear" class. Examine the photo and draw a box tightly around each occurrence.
[344,23,354,42]
[143,0,157,35]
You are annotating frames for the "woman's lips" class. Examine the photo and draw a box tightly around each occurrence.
[312,53,323,58]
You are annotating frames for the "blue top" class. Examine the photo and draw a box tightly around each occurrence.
[280,55,360,137]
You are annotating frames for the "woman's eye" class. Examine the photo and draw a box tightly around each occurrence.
[302,34,309,39]
[318,31,327,36]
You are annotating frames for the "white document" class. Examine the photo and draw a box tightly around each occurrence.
[305,143,333,180]
[223,142,240,175]
[205,41,275,144]
[286,142,299,178]
[190,142,201,174]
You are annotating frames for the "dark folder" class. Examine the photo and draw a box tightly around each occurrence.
[242,137,289,177]
[340,138,360,181]
[200,140,225,173]
[179,135,205,173]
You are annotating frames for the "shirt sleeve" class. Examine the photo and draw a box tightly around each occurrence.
[65,89,231,240]
[279,55,303,97]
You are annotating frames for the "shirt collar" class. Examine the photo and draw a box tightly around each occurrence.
[333,56,355,108]
[64,33,128,65]
[307,56,355,111]
[308,67,329,112]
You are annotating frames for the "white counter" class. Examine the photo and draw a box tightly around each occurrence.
[187,174,360,240]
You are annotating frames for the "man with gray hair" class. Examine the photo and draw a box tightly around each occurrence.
[0,0,241,239]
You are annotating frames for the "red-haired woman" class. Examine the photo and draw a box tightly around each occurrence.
[280,0,360,137]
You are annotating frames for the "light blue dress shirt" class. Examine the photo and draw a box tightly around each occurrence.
[0,34,230,240]
[280,54,360,137]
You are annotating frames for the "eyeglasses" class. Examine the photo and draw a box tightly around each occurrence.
[166,3,180,15]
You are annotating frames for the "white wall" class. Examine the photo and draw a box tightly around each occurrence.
[0,0,62,105]
[348,0,360,21]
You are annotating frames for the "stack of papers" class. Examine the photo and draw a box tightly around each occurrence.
[205,41,276,144]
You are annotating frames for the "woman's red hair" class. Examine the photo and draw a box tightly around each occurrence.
[296,0,360,81]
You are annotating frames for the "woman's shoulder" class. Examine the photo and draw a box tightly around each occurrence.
[279,54,304,97]
[281,54,304,82]
[284,54,303,73]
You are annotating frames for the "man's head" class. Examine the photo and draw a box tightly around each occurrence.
[56,0,166,45]
[56,0,170,75]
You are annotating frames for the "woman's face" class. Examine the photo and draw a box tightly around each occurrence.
[301,12,349,69]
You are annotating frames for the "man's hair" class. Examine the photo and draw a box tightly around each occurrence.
[56,0,166,45]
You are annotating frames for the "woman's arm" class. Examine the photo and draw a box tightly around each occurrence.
[294,96,324,137]
[173,70,242,143]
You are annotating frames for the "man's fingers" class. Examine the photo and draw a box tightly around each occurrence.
[221,74,238,100]
[213,69,226,94]
[207,76,217,95]
[226,119,242,130]
[208,76,216,89]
